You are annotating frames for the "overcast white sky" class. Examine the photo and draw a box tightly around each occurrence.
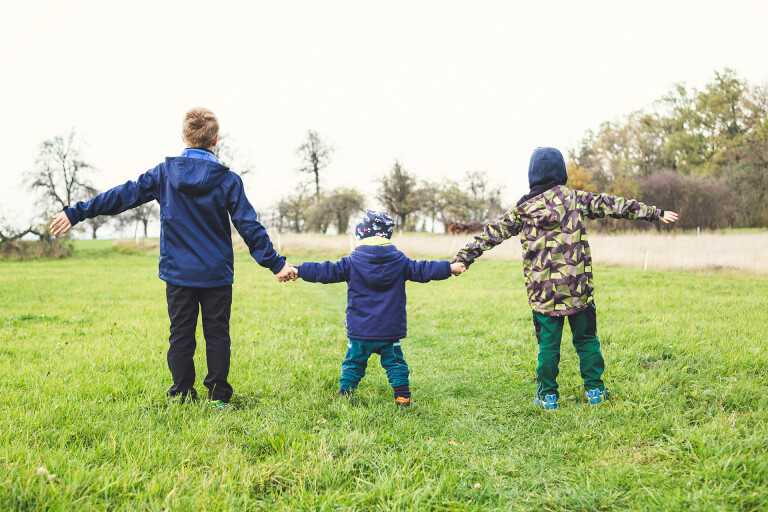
[1,0,766,234]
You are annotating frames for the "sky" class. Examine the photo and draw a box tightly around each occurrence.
[1,0,767,235]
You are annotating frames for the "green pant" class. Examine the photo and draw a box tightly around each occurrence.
[340,339,410,391]
[532,303,605,398]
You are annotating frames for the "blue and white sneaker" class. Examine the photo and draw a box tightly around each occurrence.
[586,388,609,404]
[534,394,558,410]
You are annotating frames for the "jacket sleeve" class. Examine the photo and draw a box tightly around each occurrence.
[296,257,351,283]
[64,165,160,226]
[404,259,451,283]
[452,209,523,267]
[576,190,661,222]
[227,174,285,274]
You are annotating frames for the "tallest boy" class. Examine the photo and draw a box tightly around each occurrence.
[50,107,295,406]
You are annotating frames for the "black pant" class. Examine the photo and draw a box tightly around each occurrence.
[166,283,233,402]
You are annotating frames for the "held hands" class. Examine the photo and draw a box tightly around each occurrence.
[276,263,299,283]
[661,211,679,224]
[451,262,467,276]
[50,212,72,235]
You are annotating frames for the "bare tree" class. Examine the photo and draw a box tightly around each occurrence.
[327,187,366,234]
[276,185,314,233]
[304,194,335,234]
[438,182,472,227]
[134,203,158,238]
[86,215,110,239]
[378,160,420,230]
[416,180,445,232]
[27,129,94,213]
[296,130,333,200]
[464,170,505,222]
[116,203,158,238]
[25,129,112,238]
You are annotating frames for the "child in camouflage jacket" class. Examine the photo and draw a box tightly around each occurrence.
[452,147,678,410]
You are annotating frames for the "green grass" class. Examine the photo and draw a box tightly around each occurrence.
[1,240,767,511]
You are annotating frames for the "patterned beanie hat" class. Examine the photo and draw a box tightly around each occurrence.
[355,210,395,240]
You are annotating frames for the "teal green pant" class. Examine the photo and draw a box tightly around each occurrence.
[340,339,409,391]
[533,303,605,398]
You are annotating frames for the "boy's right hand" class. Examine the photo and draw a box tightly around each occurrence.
[50,212,72,235]
[661,211,679,224]
[451,262,467,276]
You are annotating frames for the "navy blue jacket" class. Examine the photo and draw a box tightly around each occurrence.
[64,156,285,287]
[297,244,451,342]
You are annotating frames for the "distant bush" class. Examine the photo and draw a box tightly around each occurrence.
[641,172,736,230]
[0,237,71,260]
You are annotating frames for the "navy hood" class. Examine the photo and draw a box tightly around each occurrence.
[528,147,567,189]
[349,245,407,291]
[517,147,568,206]
[166,157,230,196]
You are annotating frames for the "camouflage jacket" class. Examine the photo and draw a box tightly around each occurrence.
[453,186,662,317]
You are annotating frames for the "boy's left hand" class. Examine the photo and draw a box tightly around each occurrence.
[451,262,467,276]
[50,212,72,235]
[661,211,678,224]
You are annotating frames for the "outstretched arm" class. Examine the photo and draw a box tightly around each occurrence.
[576,190,665,222]
[452,209,523,268]
[52,166,160,233]
[404,259,452,283]
[296,258,351,284]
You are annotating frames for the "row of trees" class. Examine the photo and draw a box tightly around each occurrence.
[569,68,767,230]
[273,133,506,234]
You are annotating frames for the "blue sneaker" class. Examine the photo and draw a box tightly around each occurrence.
[586,388,609,404]
[534,394,558,410]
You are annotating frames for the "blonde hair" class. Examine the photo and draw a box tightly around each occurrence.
[182,107,219,149]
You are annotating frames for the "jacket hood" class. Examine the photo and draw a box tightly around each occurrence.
[528,147,567,189]
[166,157,230,196]
[349,244,407,291]
[517,147,568,206]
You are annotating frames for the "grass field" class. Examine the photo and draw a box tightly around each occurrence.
[1,239,767,511]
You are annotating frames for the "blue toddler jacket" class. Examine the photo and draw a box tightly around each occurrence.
[64,150,285,287]
[296,244,451,342]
